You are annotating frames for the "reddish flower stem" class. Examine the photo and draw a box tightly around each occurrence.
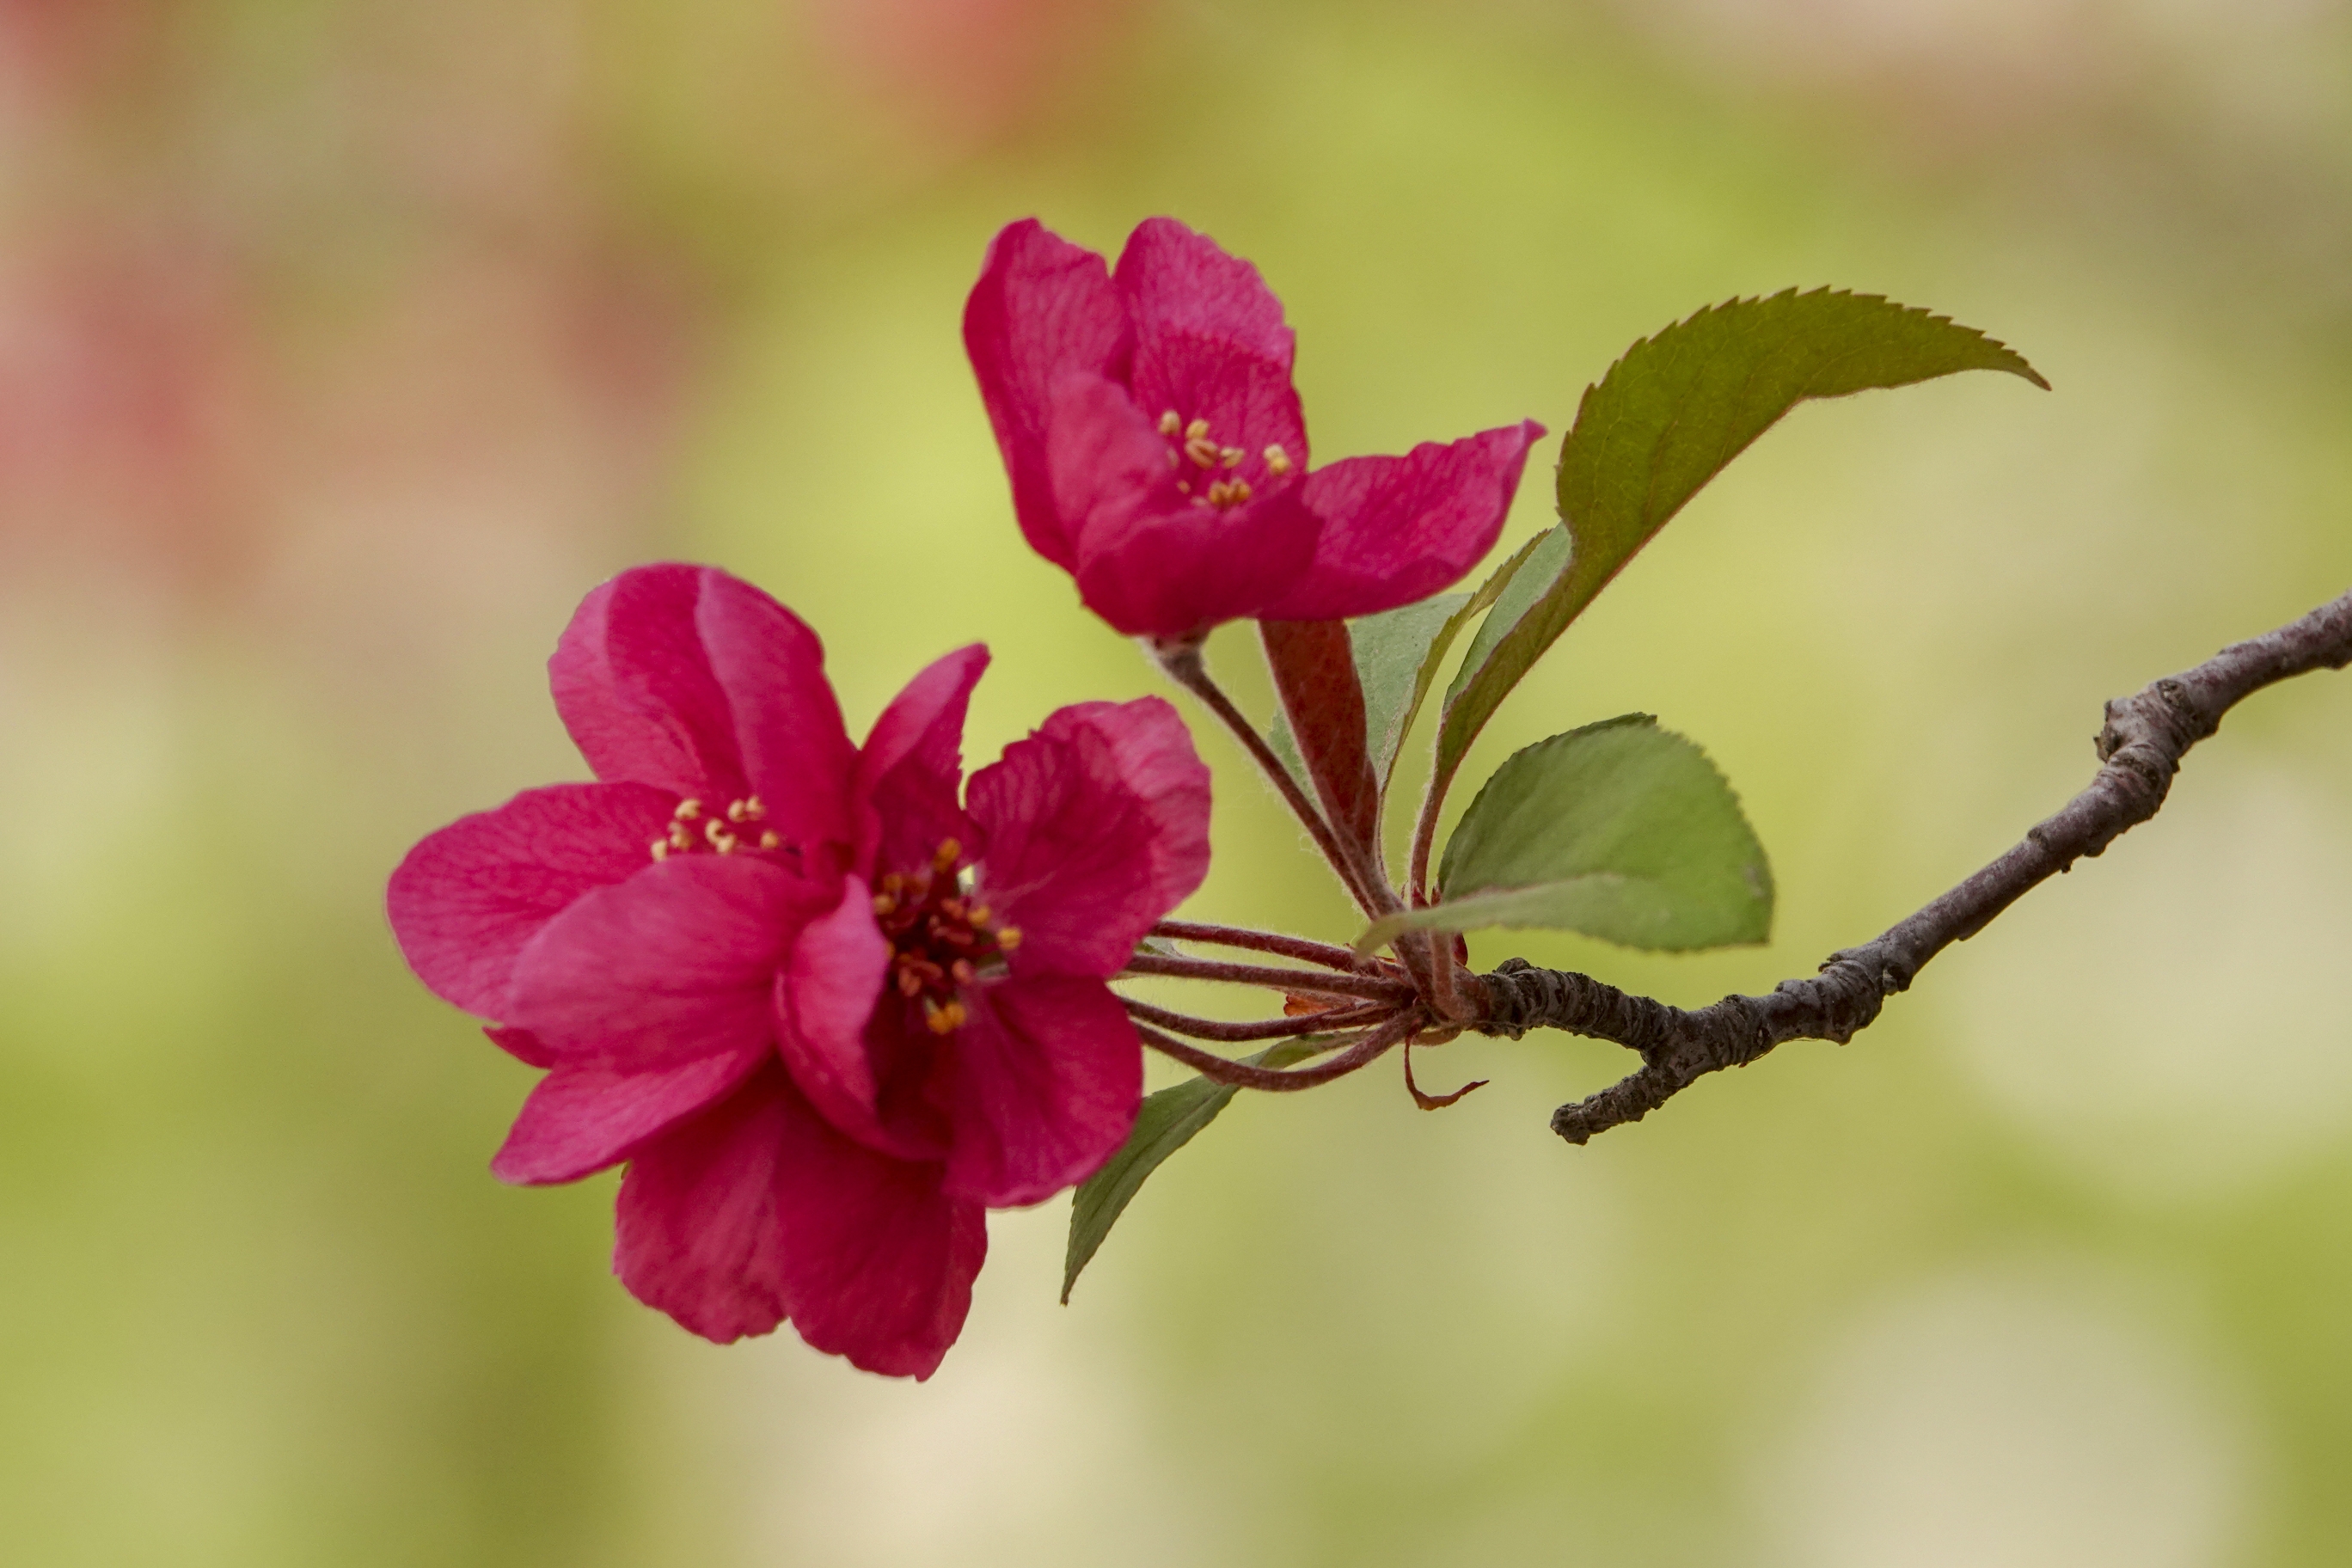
[1154,642,1385,919]
[1119,952,1414,1004]
[1149,918,1372,973]
[1134,1014,1422,1092]
[1121,996,1399,1042]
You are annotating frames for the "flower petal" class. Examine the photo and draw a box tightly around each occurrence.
[691,569,859,870]
[1049,376,1320,638]
[550,565,858,868]
[1259,420,1547,622]
[387,781,676,1019]
[966,698,1210,974]
[856,643,988,878]
[491,1050,767,1185]
[1113,217,1294,371]
[506,854,830,1069]
[771,1079,985,1380]
[963,219,1133,572]
[613,1070,795,1344]
[940,976,1142,1208]
[775,873,904,1154]
[549,565,747,799]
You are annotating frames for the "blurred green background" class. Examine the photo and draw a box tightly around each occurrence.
[5,0,2352,1562]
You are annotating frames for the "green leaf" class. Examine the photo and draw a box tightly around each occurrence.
[1063,1038,1327,1303]
[1348,592,1467,791]
[1427,291,2046,821]
[1358,714,1772,955]
[1442,526,1571,710]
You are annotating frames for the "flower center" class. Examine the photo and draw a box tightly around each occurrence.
[1156,409,1290,510]
[871,837,1023,1035]
[646,795,782,861]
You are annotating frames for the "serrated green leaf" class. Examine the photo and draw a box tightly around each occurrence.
[1427,290,2046,821]
[1063,1038,1329,1302]
[1442,526,1571,710]
[1358,714,1772,954]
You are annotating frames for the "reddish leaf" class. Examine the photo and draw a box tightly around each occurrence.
[1260,618,1381,860]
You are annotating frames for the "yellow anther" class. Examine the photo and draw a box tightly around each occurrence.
[1185,434,1220,468]
[758,830,781,850]
[881,873,905,895]
[726,797,765,823]
[1220,446,1244,468]
[873,892,897,916]
[952,959,977,985]
[995,926,1023,950]
[923,999,968,1035]
[649,839,671,861]
[968,904,990,924]
[1158,409,1181,436]
[673,798,702,820]
[706,821,738,853]
[933,837,962,870]
[1205,478,1253,508]
[1185,418,1210,440]
[669,824,694,850]
[1264,444,1291,475]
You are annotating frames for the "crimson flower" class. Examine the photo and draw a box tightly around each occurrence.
[386,564,1210,1378]
[964,216,1546,642]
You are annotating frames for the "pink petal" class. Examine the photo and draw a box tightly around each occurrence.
[963,219,1133,572]
[550,565,747,799]
[966,699,1210,974]
[492,1050,767,1185]
[485,1026,557,1069]
[613,1070,796,1344]
[1035,696,1211,923]
[770,1080,985,1380]
[387,781,676,1019]
[775,874,910,1156]
[691,569,859,872]
[1047,377,1321,637]
[1259,420,1547,622]
[855,643,988,878]
[505,854,830,1069]
[550,566,857,868]
[940,976,1142,1208]
[1113,217,1294,371]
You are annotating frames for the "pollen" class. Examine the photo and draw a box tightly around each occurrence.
[1264,444,1291,475]
[758,831,781,850]
[1205,478,1253,508]
[706,821,738,854]
[1220,446,1244,468]
[1159,409,1181,436]
[995,926,1023,950]
[923,999,968,1036]
[1185,418,1210,440]
[649,839,670,861]
[932,837,962,871]
[726,796,766,823]
[673,799,702,821]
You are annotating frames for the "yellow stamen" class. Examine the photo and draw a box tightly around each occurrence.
[706,821,738,853]
[968,904,989,924]
[933,837,962,870]
[1220,446,1244,468]
[873,892,897,916]
[995,926,1023,950]
[673,798,702,820]
[758,830,781,850]
[669,824,694,850]
[649,839,670,861]
[881,873,905,895]
[1264,444,1291,475]
[1158,410,1181,436]
[922,999,968,1035]
[1185,438,1218,469]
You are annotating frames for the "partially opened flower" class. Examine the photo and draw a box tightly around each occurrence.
[387,564,1210,1378]
[965,215,1546,642]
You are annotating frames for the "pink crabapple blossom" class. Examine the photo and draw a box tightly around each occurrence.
[386,563,1210,1378]
[964,215,1546,641]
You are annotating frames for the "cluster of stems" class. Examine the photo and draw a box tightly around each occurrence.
[1113,643,1478,1101]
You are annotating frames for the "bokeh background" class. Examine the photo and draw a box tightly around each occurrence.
[5,0,2352,1562]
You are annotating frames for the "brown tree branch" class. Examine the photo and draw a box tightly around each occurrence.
[1465,584,2352,1144]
